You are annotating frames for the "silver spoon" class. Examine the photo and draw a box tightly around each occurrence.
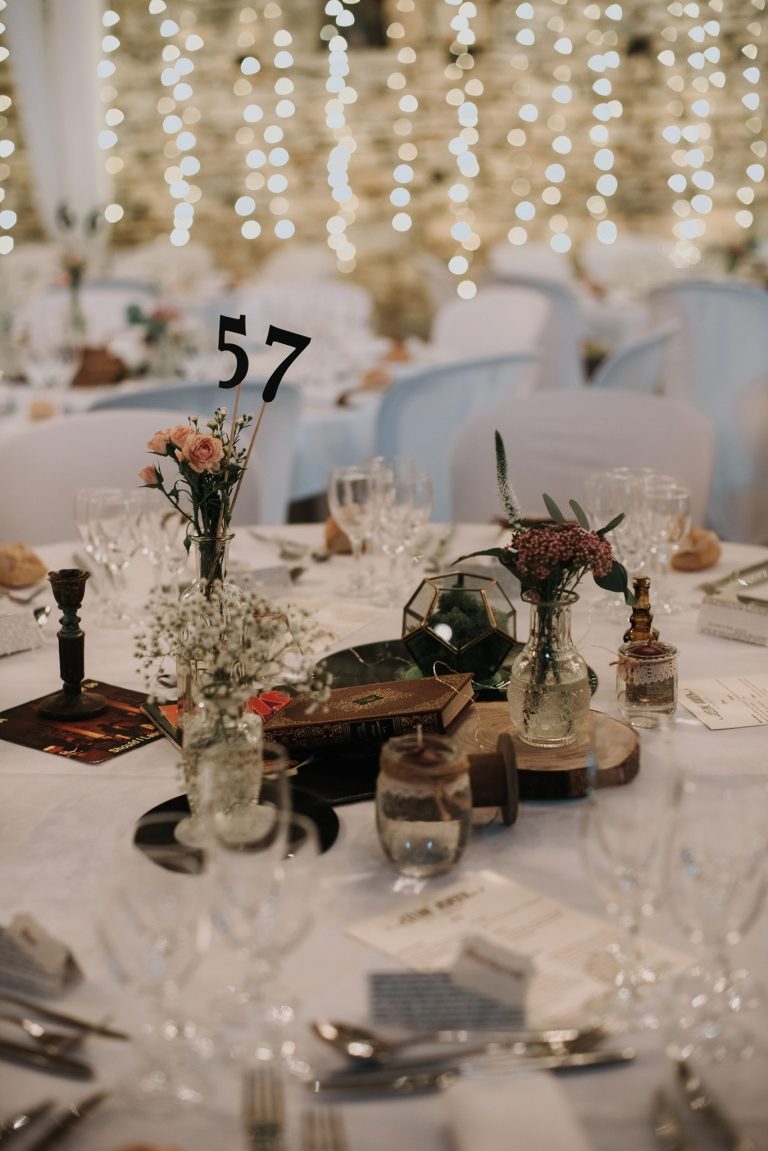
[311,1019,594,1065]
[0,1013,85,1056]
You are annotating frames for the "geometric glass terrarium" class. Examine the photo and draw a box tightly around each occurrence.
[402,571,517,682]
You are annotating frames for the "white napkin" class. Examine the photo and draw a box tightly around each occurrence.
[445,1072,592,1151]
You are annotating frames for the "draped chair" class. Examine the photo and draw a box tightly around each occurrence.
[374,352,538,522]
[450,389,714,529]
[589,322,679,393]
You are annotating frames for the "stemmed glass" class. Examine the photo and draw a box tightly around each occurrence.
[327,465,375,596]
[581,723,677,1032]
[370,457,432,604]
[138,489,189,591]
[86,488,142,626]
[96,811,211,1111]
[642,478,691,614]
[665,771,768,1062]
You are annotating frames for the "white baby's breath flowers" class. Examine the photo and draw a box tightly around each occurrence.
[135,582,333,704]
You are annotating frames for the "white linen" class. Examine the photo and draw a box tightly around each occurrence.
[446,1073,592,1151]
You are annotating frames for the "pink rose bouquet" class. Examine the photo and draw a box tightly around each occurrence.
[140,406,253,546]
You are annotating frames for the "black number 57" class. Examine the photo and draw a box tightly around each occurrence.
[218,315,311,402]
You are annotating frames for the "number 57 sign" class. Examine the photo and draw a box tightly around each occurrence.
[218,315,311,402]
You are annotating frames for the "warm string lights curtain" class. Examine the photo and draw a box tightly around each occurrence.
[0,0,14,256]
[444,0,482,299]
[97,6,125,229]
[323,0,359,274]
[583,2,623,248]
[734,0,765,235]
[148,0,205,248]
[386,0,419,240]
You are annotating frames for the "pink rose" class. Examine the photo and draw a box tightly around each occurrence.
[139,464,158,485]
[169,423,194,448]
[147,428,171,454]
[182,432,224,474]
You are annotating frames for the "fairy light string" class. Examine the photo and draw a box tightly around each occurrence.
[444,0,482,299]
[0,2,15,256]
[386,0,419,240]
[97,7,125,229]
[323,0,359,273]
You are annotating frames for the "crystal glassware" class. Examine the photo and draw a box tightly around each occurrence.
[665,770,768,1063]
[642,477,691,614]
[85,487,142,627]
[327,465,375,596]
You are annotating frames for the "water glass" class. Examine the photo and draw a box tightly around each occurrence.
[327,465,374,595]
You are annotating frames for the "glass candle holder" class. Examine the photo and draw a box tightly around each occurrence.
[376,732,471,878]
[616,640,678,729]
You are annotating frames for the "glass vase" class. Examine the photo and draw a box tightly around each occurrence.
[507,590,591,748]
[176,533,245,730]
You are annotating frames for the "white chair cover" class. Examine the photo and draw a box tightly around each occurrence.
[589,322,679,393]
[579,235,680,295]
[478,275,587,391]
[487,242,575,285]
[450,390,714,528]
[0,409,190,545]
[220,279,375,345]
[254,243,337,284]
[88,381,303,526]
[650,280,768,542]
[374,353,538,522]
[430,286,549,364]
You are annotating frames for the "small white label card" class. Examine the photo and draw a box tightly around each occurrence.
[348,869,689,1025]
[0,914,82,996]
[679,675,768,730]
[452,934,533,1011]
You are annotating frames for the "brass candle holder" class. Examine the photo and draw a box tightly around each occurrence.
[38,569,108,720]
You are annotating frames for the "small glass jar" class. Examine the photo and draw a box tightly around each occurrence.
[376,733,472,878]
[616,639,678,729]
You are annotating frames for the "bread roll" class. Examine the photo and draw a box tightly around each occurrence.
[670,528,721,572]
[0,543,48,588]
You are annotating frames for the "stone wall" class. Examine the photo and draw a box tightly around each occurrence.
[1,0,765,331]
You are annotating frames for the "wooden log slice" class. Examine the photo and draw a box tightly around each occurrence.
[449,702,639,801]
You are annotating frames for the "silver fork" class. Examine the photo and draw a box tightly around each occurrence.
[0,1013,86,1056]
[243,1064,285,1151]
[302,1106,348,1151]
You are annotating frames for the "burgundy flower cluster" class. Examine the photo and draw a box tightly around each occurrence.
[505,521,614,587]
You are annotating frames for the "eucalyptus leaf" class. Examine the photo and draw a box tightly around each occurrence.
[542,493,565,523]
[596,512,625,537]
[452,547,508,566]
[569,499,591,529]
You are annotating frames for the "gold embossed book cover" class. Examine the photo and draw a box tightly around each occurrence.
[265,673,474,748]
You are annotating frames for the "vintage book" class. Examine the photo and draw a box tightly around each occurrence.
[697,589,768,647]
[0,681,162,764]
[265,672,474,748]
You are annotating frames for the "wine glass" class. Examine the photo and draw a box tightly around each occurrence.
[96,810,211,1111]
[138,488,188,591]
[581,722,677,1032]
[665,770,768,1063]
[643,478,691,614]
[327,465,374,595]
[86,487,142,626]
[369,456,426,604]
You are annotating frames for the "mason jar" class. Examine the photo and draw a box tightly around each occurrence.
[376,732,472,878]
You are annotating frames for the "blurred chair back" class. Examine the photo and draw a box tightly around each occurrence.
[488,241,575,285]
[0,409,189,545]
[480,274,587,391]
[650,280,768,541]
[451,389,714,528]
[589,322,679,393]
[374,352,538,522]
[220,279,374,344]
[430,286,549,364]
[15,280,158,346]
[89,381,303,525]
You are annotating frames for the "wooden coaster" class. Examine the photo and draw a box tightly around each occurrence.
[449,702,639,801]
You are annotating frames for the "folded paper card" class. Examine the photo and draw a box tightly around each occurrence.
[0,608,45,658]
[0,681,163,764]
[0,913,81,996]
[679,674,768,730]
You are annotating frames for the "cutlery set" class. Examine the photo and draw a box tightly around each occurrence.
[0,1092,107,1148]
[652,1061,760,1151]
[244,1065,349,1151]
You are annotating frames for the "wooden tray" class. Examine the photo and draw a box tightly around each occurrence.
[449,702,639,801]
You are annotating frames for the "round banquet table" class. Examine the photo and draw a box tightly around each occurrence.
[0,524,766,1150]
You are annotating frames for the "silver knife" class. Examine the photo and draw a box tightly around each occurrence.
[0,994,128,1039]
[699,561,768,596]
[0,1100,55,1144]
[22,1092,108,1151]
[676,1061,760,1151]
[652,1089,697,1151]
[0,1037,93,1080]
[312,1046,636,1095]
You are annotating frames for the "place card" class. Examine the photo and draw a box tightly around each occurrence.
[0,608,44,658]
[679,674,768,729]
[452,934,533,1011]
[349,869,689,1025]
[0,914,81,996]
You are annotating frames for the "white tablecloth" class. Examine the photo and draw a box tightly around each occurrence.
[0,526,767,1149]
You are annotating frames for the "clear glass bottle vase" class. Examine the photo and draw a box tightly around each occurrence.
[507,590,591,748]
[176,533,245,728]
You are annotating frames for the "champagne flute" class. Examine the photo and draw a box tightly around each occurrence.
[643,478,691,614]
[327,465,374,596]
[96,811,211,1111]
[86,488,142,626]
[665,770,768,1062]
